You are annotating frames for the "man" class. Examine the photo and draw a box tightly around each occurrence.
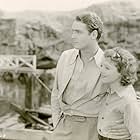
[51,12,128,140]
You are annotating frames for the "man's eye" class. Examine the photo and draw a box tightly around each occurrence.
[76,31,81,34]
[72,30,80,34]
[100,64,103,67]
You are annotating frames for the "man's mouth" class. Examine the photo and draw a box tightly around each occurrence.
[73,41,78,43]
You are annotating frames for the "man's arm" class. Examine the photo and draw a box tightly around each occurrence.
[51,77,61,128]
[108,101,140,139]
[51,52,64,128]
[107,119,130,136]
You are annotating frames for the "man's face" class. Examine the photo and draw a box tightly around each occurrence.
[100,58,121,84]
[71,21,92,50]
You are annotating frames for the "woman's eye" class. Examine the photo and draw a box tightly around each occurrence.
[105,67,110,70]
[100,64,103,67]
[77,31,81,34]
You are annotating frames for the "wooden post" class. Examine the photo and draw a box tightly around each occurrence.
[24,73,32,109]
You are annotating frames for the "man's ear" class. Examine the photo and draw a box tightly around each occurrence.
[90,30,98,40]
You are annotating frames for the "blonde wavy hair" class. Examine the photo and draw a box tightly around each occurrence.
[104,47,138,86]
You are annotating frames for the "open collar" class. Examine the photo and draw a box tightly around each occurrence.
[109,84,136,98]
[94,48,104,67]
[69,48,104,67]
[69,49,79,65]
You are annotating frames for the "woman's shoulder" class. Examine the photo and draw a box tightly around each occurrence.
[121,85,137,104]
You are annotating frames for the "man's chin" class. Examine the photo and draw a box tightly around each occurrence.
[73,45,80,49]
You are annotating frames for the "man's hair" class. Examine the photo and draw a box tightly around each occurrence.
[104,47,138,86]
[75,12,103,40]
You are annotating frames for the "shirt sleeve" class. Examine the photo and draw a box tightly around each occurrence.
[51,52,65,128]
[124,101,140,140]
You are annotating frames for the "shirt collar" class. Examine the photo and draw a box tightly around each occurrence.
[110,84,136,98]
[94,48,104,67]
[70,48,104,67]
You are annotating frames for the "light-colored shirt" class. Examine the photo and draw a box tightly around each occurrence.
[97,85,140,140]
[61,48,104,117]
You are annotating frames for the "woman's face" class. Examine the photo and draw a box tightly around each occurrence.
[100,57,121,84]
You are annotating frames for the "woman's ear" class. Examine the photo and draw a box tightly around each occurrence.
[90,30,98,40]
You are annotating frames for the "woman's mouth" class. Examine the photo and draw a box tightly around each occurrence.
[101,75,107,79]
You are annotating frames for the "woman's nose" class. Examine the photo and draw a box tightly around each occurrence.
[100,67,105,74]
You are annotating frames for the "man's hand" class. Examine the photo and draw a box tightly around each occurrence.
[108,119,130,137]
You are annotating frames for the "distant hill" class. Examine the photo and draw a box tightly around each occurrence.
[0,0,139,52]
[2,0,139,32]
[0,0,140,91]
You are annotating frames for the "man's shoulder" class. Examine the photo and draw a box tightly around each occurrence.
[60,48,79,59]
[62,48,78,55]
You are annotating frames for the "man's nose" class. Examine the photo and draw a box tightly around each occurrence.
[72,32,77,39]
[72,34,75,39]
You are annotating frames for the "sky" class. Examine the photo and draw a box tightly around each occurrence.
[0,0,112,12]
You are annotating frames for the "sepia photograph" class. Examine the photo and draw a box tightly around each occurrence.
[0,0,139,139]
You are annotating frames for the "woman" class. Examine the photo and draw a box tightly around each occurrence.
[98,47,140,140]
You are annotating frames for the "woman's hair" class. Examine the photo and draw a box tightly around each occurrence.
[75,12,103,40]
[104,47,138,86]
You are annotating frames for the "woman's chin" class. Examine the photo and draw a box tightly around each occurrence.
[101,78,110,84]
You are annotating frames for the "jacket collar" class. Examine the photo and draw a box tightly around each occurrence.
[69,49,79,65]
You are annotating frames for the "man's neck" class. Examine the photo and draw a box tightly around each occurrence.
[80,42,99,64]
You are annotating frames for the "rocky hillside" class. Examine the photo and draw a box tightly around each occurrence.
[0,0,140,91]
